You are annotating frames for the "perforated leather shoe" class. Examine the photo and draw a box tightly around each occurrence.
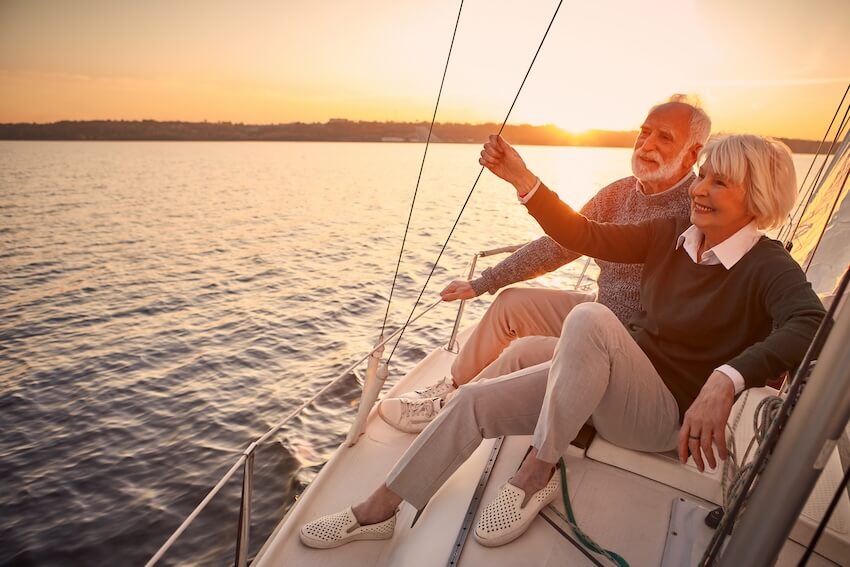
[300,507,396,549]
[473,475,560,547]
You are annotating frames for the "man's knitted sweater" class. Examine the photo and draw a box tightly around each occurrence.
[526,184,826,415]
[470,174,694,324]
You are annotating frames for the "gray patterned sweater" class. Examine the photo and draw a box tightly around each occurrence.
[470,173,695,324]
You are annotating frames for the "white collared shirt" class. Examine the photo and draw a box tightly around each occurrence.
[676,221,763,269]
[676,221,764,393]
[518,177,543,203]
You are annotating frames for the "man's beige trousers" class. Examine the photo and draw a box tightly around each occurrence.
[387,303,681,509]
[451,287,595,384]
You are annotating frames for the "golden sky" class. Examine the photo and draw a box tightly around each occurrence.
[0,0,848,139]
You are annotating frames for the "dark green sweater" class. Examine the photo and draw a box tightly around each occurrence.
[526,184,825,417]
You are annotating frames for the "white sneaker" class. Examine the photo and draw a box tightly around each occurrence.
[378,397,443,433]
[399,377,456,401]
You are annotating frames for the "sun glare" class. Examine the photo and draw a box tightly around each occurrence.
[0,0,846,138]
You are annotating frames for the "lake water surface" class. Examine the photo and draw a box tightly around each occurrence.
[0,141,819,566]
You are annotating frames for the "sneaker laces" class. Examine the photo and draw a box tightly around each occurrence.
[401,398,441,419]
[414,377,452,398]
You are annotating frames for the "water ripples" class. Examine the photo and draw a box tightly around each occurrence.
[0,140,680,565]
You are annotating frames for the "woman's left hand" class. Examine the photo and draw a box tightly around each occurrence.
[678,371,736,472]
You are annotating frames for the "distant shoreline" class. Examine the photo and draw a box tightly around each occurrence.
[0,119,831,154]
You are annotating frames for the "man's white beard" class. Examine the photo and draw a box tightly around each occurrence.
[631,144,689,184]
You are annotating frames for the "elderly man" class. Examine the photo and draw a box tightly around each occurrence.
[379,95,712,433]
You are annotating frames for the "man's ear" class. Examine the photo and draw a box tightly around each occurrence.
[687,143,703,168]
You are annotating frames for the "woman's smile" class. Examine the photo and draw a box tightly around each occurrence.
[692,201,715,214]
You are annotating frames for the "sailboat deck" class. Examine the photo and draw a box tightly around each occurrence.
[253,326,845,566]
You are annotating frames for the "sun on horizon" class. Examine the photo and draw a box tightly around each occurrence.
[0,0,848,140]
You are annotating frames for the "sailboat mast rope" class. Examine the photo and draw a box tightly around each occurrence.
[387,0,565,365]
[780,83,849,243]
[803,157,850,273]
[790,105,850,246]
[782,83,850,245]
[380,0,466,337]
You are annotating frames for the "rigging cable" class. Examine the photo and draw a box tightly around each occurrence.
[780,83,849,244]
[782,83,850,247]
[803,159,850,273]
[386,0,565,365]
[802,124,850,273]
[380,0,466,337]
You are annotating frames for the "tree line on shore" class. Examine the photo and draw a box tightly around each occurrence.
[0,119,828,153]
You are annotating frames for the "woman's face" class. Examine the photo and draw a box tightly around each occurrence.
[689,163,755,240]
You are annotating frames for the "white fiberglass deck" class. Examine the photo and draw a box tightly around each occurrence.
[253,326,847,567]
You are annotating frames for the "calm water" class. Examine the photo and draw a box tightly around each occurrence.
[0,141,818,566]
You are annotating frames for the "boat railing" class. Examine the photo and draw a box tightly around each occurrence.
[145,242,555,567]
[446,245,592,352]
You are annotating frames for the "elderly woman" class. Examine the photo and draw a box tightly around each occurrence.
[299,134,825,549]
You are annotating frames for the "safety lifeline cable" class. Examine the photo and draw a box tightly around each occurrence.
[387,0,566,365]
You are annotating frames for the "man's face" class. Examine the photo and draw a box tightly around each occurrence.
[631,104,694,185]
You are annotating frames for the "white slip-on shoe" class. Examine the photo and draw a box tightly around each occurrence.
[378,397,443,433]
[473,475,560,547]
[399,376,456,401]
[299,507,396,549]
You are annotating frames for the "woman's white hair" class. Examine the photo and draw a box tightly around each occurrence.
[700,134,797,230]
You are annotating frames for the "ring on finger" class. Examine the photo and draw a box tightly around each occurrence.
[688,434,701,440]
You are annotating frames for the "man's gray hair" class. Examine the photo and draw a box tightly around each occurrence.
[651,94,711,148]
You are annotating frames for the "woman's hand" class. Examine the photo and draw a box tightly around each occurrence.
[479,135,538,195]
[440,280,476,302]
[678,371,736,472]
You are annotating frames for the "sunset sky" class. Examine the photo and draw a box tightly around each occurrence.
[1,0,848,139]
